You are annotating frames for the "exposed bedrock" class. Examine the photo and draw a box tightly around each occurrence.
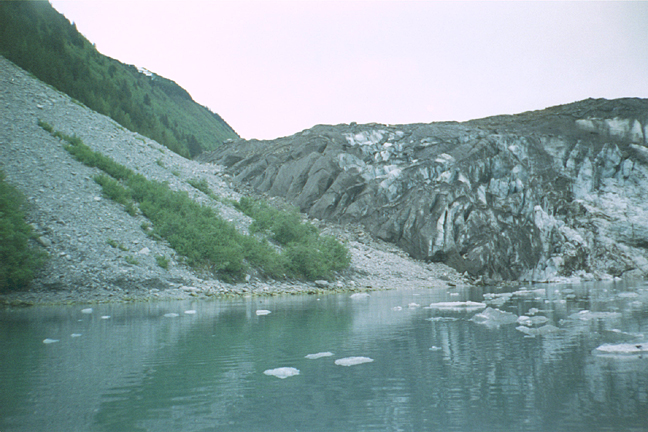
[199,98,648,282]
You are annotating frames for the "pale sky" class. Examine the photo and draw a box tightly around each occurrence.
[49,0,648,140]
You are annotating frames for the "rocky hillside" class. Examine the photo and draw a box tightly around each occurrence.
[0,56,466,305]
[199,98,648,283]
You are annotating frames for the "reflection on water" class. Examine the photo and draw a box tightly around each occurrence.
[1,281,648,431]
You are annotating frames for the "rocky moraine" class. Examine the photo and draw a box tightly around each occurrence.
[0,56,467,305]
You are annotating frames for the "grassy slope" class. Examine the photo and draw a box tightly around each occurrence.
[0,1,238,158]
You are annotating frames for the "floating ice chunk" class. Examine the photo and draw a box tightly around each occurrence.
[470,307,518,328]
[568,311,622,321]
[263,367,300,379]
[429,346,442,351]
[516,324,559,337]
[81,308,93,314]
[305,352,334,360]
[184,310,197,315]
[408,303,420,308]
[335,356,374,366]
[593,342,648,357]
[483,293,512,308]
[43,338,59,344]
[70,334,82,338]
[528,308,539,316]
[426,316,459,322]
[391,306,403,311]
[163,313,179,318]
[256,310,271,316]
[426,301,486,312]
[101,315,111,320]
[517,315,549,326]
[618,292,639,298]
[350,293,370,299]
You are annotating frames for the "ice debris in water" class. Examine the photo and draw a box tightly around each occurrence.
[528,308,539,316]
[483,293,513,308]
[470,307,518,328]
[569,310,623,321]
[517,315,549,327]
[70,334,82,338]
[256,310,271,316]
[263,367,300,379]
[335,356,374,366]
[184,310,197,315]
[305,352,334,360]
[426,301,486,312]
[350,293,370,299]
[164,313,179,318]
[426,316,459,322]
[516,324,559,337]
[392,306,403,311]
[593,342,648,357]
[101,316,111,320]
[81,308,93,314]
[429,346,442,351]
[617,292,639,298]
[43,338,59,344]
[408,303,420,308]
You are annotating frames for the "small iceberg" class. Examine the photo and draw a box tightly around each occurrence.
[426,316,459,322]
[516,324,560,337]
[593,342,648,357]
[70,334,82,338]
[391,306,403,311]
[470,307,518,328]
[429,346,442,351]
[101,315,111,320]
[517,315,549,327]
[350,293,370,299]
[568,310,623,321]
[163,313,179,318]
[81,308,93,314]
[184,310,197,315]
[256,310,271,316]
[43,338,59,344]
[305,352,334,360]
[335,356,374,366]
[408,303,420,308]
[426,301,486,312]
[263,367,300,379]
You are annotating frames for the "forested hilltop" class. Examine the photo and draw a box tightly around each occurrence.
[0,1,238,158]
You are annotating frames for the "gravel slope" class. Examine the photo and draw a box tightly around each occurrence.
[0,56,468,305]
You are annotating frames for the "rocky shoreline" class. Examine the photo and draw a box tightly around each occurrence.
[0,56,469,306]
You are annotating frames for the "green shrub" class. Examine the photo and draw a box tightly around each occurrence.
[0,170,47,292]
[155,255,169,270]
[124,255,139,265]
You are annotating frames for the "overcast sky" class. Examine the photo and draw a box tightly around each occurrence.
[50,0,648,140]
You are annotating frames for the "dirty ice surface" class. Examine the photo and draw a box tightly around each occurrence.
[263,367,300,379]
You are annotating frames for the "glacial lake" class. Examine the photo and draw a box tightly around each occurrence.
[1,281,648,432]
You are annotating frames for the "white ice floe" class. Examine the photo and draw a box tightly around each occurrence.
[426,316,459,322]
[101,315,111,320]
[516,324,560,337]
[483,293,513,308]
[391,306,403,311]
[517,315,549,326]
[305,352,334,360]
[408,303,420,308]
[426,301,486,312]
[350,293,370,299]
[184,310,197,315]
[528,308,539,316]
[429,346,442,351]
[81,308,93,314]
[163,313,179,318]
[568,310,623,321]
[263,367,300,379]
[593,342,648,357]
[70,334,82,338]
[335,356,374,366]
[43,338,59,344]
[256,310,271,316]
[470,307,518,328]
[617,292,639,298]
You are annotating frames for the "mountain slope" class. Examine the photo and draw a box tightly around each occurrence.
[199,98,648,283]
[0,1,238,158]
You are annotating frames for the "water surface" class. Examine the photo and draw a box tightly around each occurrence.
[1,281,647,431]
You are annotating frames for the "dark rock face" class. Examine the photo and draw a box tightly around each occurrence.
[198,98,648,282]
